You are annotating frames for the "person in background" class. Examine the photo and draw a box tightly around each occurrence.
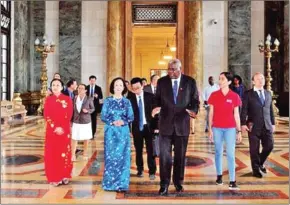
[231,74,245,101]
[101,77,134,192]
[46,73,62,96]
[208,72,242,190]
[86,75,103,139]
[141,78,148,87]
[43,79,73,186]
[202,76,219,132]
[144,74,160,95]
[62,79,78,101]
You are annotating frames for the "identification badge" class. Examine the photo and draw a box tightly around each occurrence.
[226,99,232,103]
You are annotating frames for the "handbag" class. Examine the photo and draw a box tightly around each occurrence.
[152,133,160,157]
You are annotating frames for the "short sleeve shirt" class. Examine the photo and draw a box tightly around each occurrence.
[208,89,241,128]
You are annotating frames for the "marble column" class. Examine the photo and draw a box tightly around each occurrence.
[46,1,59,83]
[107,1,125,94]
[251,1,264,77]
[31,1,45,91]
[14,1,30,93]
[284,1,289,92]
[59,1,82,83]
[184,1,203,90]
[228,1,251,88]
[124,1,132,81]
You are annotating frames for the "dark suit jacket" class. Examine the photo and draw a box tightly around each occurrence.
[241,89,275,134]
[72,96,95,124]
[86,84,103,113]
[127,91,155,134]
[144,84,154,94]
[155,74,199,136]
[62,88,76,100]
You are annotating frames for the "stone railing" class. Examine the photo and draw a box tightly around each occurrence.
[1,98,27,128]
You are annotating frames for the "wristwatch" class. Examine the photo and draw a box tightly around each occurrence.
[236,130,242,133]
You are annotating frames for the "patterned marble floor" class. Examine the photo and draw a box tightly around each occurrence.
[1,110,289,204]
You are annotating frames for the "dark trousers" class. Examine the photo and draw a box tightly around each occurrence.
[248,126,274,172]
[159,133,189,188]
[133,125,156,175]
[90,111,97,138]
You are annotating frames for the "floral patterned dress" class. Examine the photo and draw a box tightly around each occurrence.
[101,96,134,191]
[43,93,73,183]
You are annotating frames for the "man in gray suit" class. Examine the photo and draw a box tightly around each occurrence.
[241,72,275,178]
[144,74,160,95]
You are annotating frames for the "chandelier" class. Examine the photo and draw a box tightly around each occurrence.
[163,38,173,60]
[170,32,176,52]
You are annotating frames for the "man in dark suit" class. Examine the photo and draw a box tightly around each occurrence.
[86,75,103,139]
[62,79,78,101]
[241,72,275,178]
[152,59,199,195]
[144,74,160,95]
[127,77,157,180]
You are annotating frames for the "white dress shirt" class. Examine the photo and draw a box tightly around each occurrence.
[76,96,84,113]
[253,86,265,100]
[203,83,220,104]
[90,85,95,97]
[151,84,155,94]
[171,74,182,94]
[136,91,147,125]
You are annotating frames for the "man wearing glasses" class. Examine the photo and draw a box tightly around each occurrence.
[152,59,200,195]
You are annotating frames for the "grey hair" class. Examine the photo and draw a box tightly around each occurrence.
[168,59,182,70]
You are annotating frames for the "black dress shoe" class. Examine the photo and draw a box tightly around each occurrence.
[158,187,168,196]
[253,171,263,178]
[137,171,143,178]
[260,165,267,174]
[174,184,184,192]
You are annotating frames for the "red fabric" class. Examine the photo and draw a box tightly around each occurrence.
[43,94,73,183]
[208,89,241,128]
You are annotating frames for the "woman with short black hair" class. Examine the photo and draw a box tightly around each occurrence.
[101,77,134,192]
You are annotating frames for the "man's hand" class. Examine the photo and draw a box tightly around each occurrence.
[272,125,275,133]
[208,129,214,142]
[152,107,161,117]
[241,125,249,132]
[94,93,98,98]
[236,132,242,143]
[186,109,196,118]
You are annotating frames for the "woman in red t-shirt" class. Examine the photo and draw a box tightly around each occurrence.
[208,72,242,190]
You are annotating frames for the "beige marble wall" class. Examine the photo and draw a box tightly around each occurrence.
[202,1,227,89]
[251,1,264,80]
[82,1,107,93]
[46,1,59,84]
